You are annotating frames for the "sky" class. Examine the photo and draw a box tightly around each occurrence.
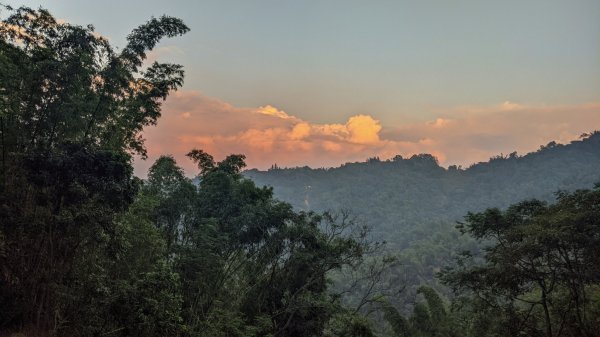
[5,0,600,176]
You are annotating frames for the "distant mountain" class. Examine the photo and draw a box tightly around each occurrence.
[245,132,600,242]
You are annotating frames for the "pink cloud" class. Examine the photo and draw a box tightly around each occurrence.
[134,90,600,177]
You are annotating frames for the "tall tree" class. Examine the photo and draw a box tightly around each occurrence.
[441,184,600,337]
[145,155,197,250]
[0,6,188,335]
[175,150,374,337]
[382,286,457,337]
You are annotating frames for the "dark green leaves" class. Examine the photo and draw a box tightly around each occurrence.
[122,16,189,69]
[0,6,188,335]
[441,185,600,337]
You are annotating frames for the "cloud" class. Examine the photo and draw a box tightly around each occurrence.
[383,102,600,166]
[346,115,382,144]
[135,90,600,177]
[428,118,451,128]
[500,101,522,111]
[257,105,296,120]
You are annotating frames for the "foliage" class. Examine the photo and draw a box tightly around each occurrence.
[440,185,600,337]
[176,150,376,336]
[245,133,600,238]
[2,5,599,337]
[245,133,600,319]
[381,286,458,337]
[0,5,187,336]
[0,6,376,334]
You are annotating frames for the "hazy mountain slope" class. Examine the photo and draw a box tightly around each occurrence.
[245,133,600,240]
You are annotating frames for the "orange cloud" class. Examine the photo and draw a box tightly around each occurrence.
[134,90,600,177]
[290,122,311,140]
[346,115,381,144]
[257,105,296,120]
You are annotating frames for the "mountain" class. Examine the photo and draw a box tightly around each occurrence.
[245,132,600,244]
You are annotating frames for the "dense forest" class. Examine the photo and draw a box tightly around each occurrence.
[246,133,600,233]
[246,135,600,311]
[1,6,600,337]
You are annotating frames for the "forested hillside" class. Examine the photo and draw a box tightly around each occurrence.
[246,133,600,239]
[2,5,600,337]
[246,135,600,312]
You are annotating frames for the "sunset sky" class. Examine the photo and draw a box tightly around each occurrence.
[6,0,600,176]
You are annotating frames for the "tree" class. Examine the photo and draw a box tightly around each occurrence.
[0,6,188,335]
[175,150,376,336]
[441,184,600,337]
[382,286,457,337]
[145,155,197,250]
[0,5,188,178]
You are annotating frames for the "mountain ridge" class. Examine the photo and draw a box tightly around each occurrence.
[244,132,600,240]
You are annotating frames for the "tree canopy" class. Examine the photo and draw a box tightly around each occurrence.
[2,5,599,337]
[0,5,189,336]
[0,8,379,336]
[440,185,600,337]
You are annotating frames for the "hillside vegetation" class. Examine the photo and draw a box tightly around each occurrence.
[2,6,600,337]
[246,134,600,315]
[246,133,600,240]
